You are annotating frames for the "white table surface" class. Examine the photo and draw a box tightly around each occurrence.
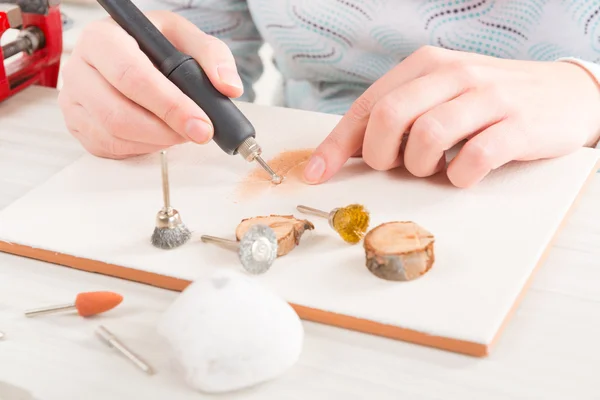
[1,5,600,399]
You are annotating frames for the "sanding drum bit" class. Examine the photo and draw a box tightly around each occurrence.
[151,150,191,249]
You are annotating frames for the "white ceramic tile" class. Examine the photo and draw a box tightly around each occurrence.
[0,101,597,351]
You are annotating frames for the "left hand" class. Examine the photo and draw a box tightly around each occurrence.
[302,45,600,188]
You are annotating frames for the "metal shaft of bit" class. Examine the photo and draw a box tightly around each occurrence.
[160,150,171,212]
[96,325,154,375]
[297,205,331,219]
[297,205,339,229]
[200,235,239,250]
[152,149,191,249]
[254,154,283,184]
[24,303,77,317]
[236,137,282,184]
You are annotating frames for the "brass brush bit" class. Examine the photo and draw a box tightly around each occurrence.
[151,150,191,249]
[297,204,370,244]
[237,137,283,185]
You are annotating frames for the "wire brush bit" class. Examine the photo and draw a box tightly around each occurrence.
[151,150,191,249]
[201,224,278,274]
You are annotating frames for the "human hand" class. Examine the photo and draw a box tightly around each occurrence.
[303,46,600,188]
[58,11,243,159]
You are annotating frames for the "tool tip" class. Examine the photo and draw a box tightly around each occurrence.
[271,174,283,185]
[253,155,283,185]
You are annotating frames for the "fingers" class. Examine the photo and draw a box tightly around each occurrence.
[302,76,421,183]
[160,13,244,97]
[351,146,363,157]
[304,47,488,184]
[77,18,212,144]
[60,96,165,159]
[63,57,186,147]
[58,91,91,138]
[76,12,242,144]
[404,88,508,177]
[302,111,365,184]
[361,69,473,171]
[447,118,526,188]
[302,47,445,184]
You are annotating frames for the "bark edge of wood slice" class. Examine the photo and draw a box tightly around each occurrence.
[363,221,435,281]
[236,215,315,257]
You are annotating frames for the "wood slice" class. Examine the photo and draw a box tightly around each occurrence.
[363,221,435,281]
[236,215,314,256]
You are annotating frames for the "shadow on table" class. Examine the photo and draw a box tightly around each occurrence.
[0,381,39,400]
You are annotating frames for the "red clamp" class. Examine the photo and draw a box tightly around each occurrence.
[0,0,62,102]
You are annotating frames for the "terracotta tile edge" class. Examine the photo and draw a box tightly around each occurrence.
[0,241,487,357]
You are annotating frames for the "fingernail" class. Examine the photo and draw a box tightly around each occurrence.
[303,154,326,184]
[185,118,213,143]
[217,65,243,89]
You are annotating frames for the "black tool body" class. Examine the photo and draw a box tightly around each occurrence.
[96,0,255,155]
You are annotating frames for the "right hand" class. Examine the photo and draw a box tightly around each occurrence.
[58,11,244,159]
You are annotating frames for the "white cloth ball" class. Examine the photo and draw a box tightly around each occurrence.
[158,269,304,393]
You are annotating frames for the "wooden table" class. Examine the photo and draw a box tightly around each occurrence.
[1,87,600,399]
